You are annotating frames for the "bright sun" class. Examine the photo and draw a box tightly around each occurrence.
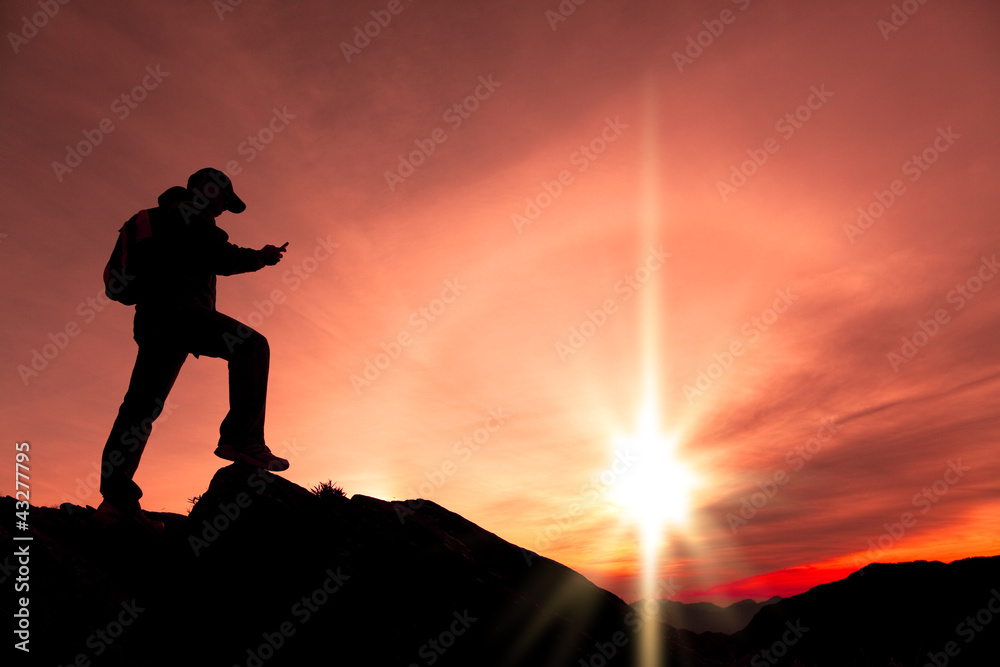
[608,412,699,547]
[606,400,699,667]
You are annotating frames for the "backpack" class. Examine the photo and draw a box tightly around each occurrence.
[103,209,153,305]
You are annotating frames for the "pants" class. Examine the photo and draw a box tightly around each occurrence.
[100,306,269,509]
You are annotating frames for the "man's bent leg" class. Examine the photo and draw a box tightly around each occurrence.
[100,343,187,509]
[181,309,269,448]
[220,322,268,448]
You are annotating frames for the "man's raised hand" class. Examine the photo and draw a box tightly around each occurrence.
[261,242,288,266]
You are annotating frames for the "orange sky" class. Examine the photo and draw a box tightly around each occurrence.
[3,0,1000,604]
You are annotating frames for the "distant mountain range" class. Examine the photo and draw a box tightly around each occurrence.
[2,466,997,666]
[635,596,781,634]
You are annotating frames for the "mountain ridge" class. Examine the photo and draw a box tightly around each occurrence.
[633,596,782,634]
[3,465,997,666]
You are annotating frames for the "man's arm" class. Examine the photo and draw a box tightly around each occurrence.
[211,228,286,275]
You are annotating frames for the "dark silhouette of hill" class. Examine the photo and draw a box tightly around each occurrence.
[634,596,780,634]
[720,557,1000,666]
[2,466,997,666]
[0,465,713,667]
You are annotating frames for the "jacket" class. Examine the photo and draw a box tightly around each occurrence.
[135,189,264,313]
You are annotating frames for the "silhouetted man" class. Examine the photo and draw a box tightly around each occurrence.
[96,168,289,528]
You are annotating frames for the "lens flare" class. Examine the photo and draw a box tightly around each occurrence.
[609,417,699,547]
[608,403,700,667]
[607,73,704,667]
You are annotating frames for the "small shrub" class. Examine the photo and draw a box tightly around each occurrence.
[311,480,346,502]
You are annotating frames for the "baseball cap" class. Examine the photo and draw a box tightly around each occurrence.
[186,167,246,214]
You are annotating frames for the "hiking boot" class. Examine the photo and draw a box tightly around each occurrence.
[214,442,290,471]
[94,500,166,532]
